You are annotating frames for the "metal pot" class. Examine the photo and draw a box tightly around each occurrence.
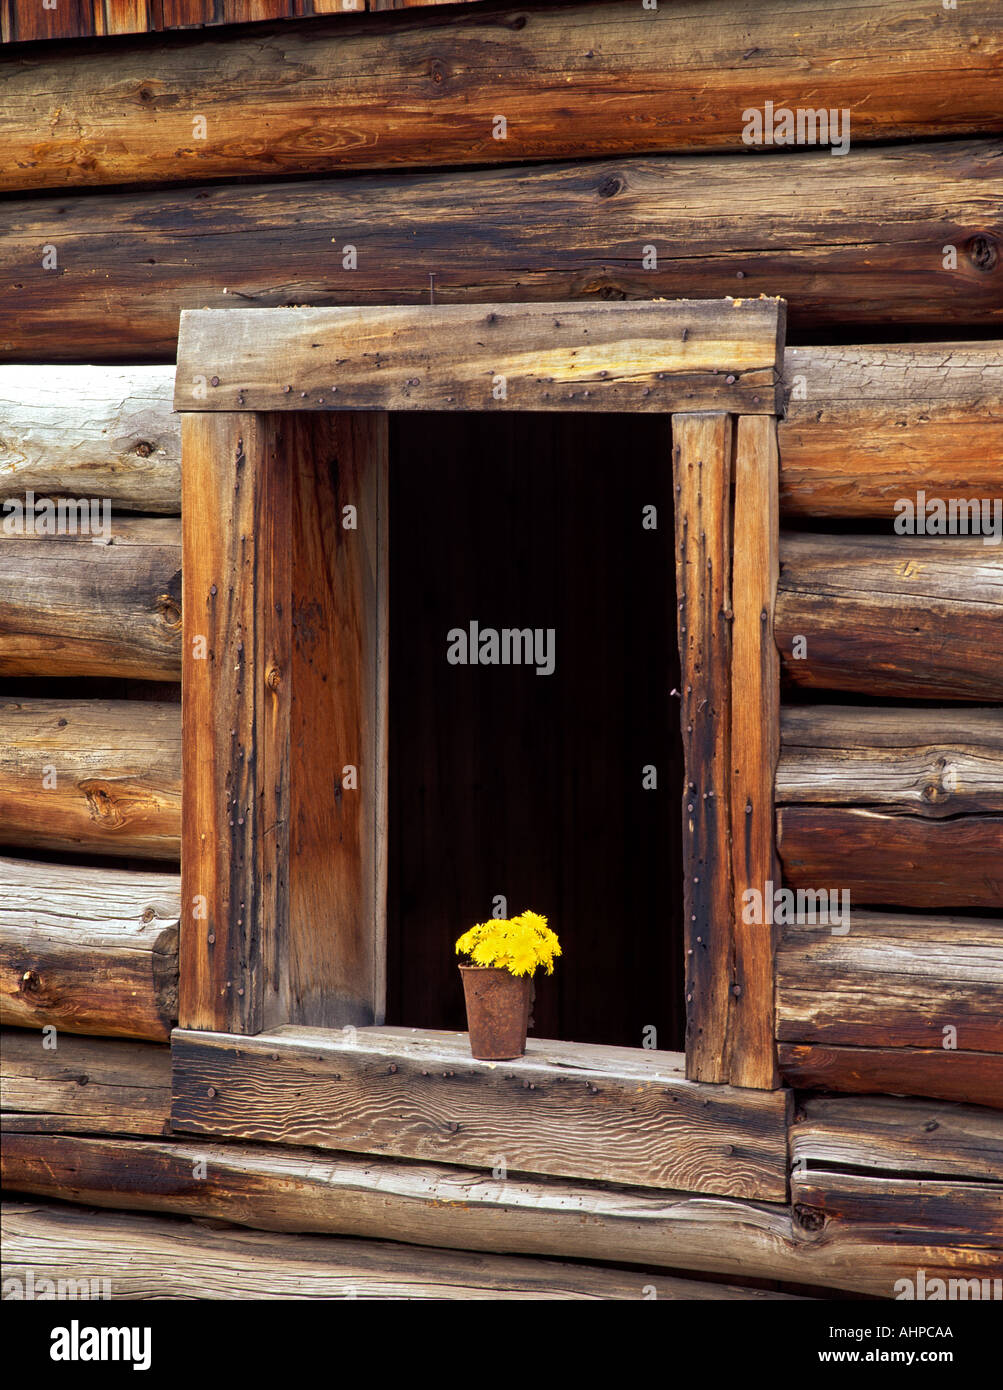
[459,965,533,1059]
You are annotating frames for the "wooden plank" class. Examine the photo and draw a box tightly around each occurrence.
[171,1025,792,1200]
[0,1200,797,1300]
[5,140,998,361]
[285,412,388,1028]
[174,301,785,415]
[779,343,1003,519]
[0,856,179,1041]
[776,533,1003,701]
[790,1168,1003,1239]
[777,911,1003,1053]
[181,411,387,1033]
[181,412,277,1034]
[779,1044,1003,1111]
[1,1029,171,1136]
[777,706,1003,817]
[777,807,1003,911]
[728,415,780,1089]
[4,1,1001,187]
[3,1132,996,1296]
[0,699,180,860]
[0,516,181,680]
[672,413,734,1085]
[0,365,179,513]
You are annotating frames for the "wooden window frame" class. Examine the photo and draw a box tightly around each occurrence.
[171,299,788,1197]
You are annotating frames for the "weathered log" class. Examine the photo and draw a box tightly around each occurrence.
[777,706,1003,818]
[4,1,1001,190]
[777,807,1002,911]
[0,1200,790,1300]
[175,300,785,415]
[776,911,1003,1053]
[0,699,181,859]
[0,856,179,1041]
[779,1044,1003,1111]
[0,516,181,680]
[779,343,1003,518]
[3,1128,997,1296]
[776,533,1003,701]
[171,1025,792,1200]
[5,140,999,360]
[0,365,179,513]
[1,1029,171,1135]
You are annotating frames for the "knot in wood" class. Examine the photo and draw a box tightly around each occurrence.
[969,234,999,272]
[794,1204,825,1233]
[19,969,42,994]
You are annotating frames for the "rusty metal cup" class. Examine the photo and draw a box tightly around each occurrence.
[459,965,533,1059]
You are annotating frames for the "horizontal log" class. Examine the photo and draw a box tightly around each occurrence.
[175,300,785,414]
[776,911,1003,1052]
[779,343,1003,518]
[5,139,999,361]
[777,807,1002,911]
[777,706,1003,817]
[0,365,179,513]
[0,1200,787,1300]
[0,699,181,859]
[791,1094,1003,1185]
[0,857,180,1041]
[0,516,181,680]
[1,1029,171,1136]
[171,1026,792,1200]
[1,1132,995,1297]
[5,1,1000,192]
[776,533,1003,701]
[779,1044,1003,1111]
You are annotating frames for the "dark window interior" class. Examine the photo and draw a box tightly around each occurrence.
[387,411,685,1051]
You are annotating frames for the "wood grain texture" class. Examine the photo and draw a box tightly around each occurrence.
[791,1093,1003,1185]
[2,1131,994,1296]
[0,699,180,859]
[171,1025,792,1200]
[776,533,1003,701]
[0,1199,795,1300]
[777,807,1003,911]
[672,413,734,1085]
[5,140,999,361]
[778,706,1003,818]
[286,412,388,1028]
[729,415,780,1088]
[0,516,181,679]
[1,1028,171,1136]
[4,1,1001,187]
[174,300,785,415]
[779,343,1003,519]
[0,856,179,1041]
[0,365,179,513]
[181,411,387,1033]
[181,412,277,1033]
[777,911,1003,1053]
[779,1044,1003,1111]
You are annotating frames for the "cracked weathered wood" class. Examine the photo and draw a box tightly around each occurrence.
[0,856,179,1041]
[777,910,1003,1053]
[0,699,180,859]
[779,1044,1003,1110]
[174,300,786,415]
[779,343,1003,518]
[1,1028,171,1136]
[775,533,1003,701]
[0,516,182,679]
[171,1025,792,1199]
[4,1,1001,188]
[0,365,179,513]
[5,140,998,360]
[777,706,1003,817]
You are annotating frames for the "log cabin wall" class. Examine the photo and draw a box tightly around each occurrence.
[1,0,1001,1300]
